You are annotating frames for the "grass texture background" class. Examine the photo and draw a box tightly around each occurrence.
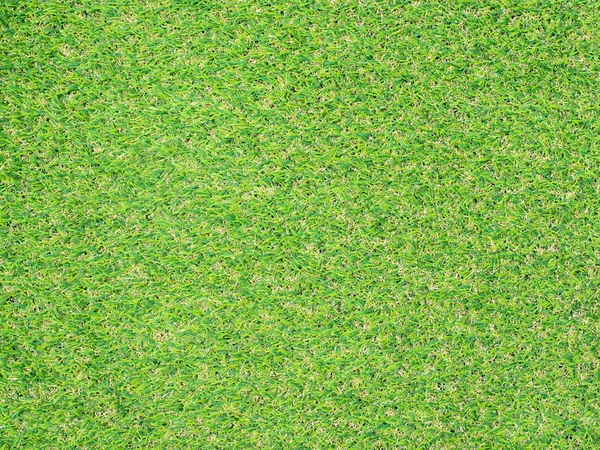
[1,0,600,448]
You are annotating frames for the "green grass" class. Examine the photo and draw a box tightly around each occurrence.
[1,0,600,448]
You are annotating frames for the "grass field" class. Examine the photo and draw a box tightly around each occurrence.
[2,0,600,448]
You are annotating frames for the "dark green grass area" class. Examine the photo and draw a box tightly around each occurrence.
[2,0,600,448]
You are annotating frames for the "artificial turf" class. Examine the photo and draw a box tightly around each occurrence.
[1,0,600,448]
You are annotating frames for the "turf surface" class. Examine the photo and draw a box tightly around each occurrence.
[2,0,600,448]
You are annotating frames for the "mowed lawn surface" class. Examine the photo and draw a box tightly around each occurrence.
[1,0,600,448]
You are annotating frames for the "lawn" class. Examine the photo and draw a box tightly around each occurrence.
[1,0,600,448]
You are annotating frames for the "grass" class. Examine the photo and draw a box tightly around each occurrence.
[1,0,600,448]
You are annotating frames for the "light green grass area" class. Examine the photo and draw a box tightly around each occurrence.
[1,1,600,448]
